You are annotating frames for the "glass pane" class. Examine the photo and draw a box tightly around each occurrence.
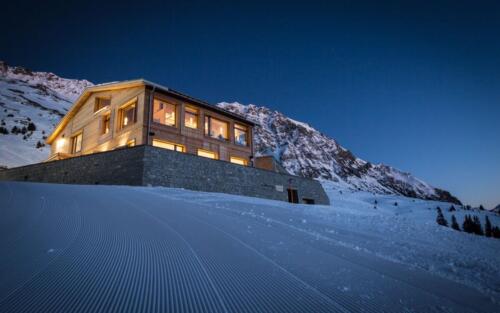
[73,134,82,153]
[209,117,228,140]
[230,157,247,166]
[234,124,247,146]
[103,115,110,134]
[152,140,175,150]
[153,99,175,126]
[122,104,135,128]
[95,98,110,112]
[184,108,198,129]
[198,149,217,159]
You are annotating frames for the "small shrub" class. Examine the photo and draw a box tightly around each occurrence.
[27,122,36,131]
[0,126,8,135]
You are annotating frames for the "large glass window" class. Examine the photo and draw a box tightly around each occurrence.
[184,106,198,129]
[197,149,217,159]
[234,124,248,146]
[71,133,82,153]
[230,156,248,166]
[153,99,176,126]
[119,102,136,129]
[204,116,228,140]
[152,139,185,152]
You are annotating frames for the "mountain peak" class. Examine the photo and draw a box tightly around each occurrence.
[218,102,461,204]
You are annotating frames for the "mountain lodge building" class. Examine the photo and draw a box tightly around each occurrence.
[46,79,255,166]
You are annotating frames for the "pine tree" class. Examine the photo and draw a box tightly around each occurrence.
[492,226,500,239]
[436,207,448,227]
[473,216,484,235]
[479,205,485,211]
[463,215,473,233]
[451,215,460,231]
[485,216,492,237]
[448,205,456,212]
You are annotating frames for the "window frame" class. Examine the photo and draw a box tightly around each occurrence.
[204,115,229,141]
[234,123,248,146]
[197,149,217,159]
[153,98,177,127]
[184,106,199,129]
[152,139,185,152]
[94,97,111,113]
[102,112,111,135]
[71,132,83,154]
[118,100,137,130]
[230,156,248,166]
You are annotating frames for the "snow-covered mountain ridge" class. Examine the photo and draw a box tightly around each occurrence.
[218,102,461,204]
[0,62,93,167]
[0,62,460,204]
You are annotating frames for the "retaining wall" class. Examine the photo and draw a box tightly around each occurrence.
[0,145,330,205]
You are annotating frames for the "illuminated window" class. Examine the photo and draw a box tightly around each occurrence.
[197,149,217,159]
[94,97,110,112]
[204,116,228,140]
[119,102,136,129]
[234,124,248,146]
[152,139,185,152]
[184,106,198,129]
[102,113,111,135]
[126,139,136,147]
[153,99,176,126]
[230,156,248,166]
[71,133,82,154]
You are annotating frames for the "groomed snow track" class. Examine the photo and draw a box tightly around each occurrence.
[0,182,495,313]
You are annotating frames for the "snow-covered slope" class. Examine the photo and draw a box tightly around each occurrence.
[0,181,498,312]
[0,61,460,204]
[0,62,92,167]
[219,102,461,204]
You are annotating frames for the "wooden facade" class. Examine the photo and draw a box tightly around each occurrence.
[46,80,255,165]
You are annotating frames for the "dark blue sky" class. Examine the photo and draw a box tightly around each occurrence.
[2,0,499,207]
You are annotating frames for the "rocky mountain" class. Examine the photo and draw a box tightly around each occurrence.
[0,62,92,167]
[492,205,500,214]
[218,102,461,204]
[0,62,460,204]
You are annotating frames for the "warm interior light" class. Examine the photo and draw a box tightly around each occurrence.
[197,149,217,159]
[124,116,129,126]
[230,157,248,166]
[56,138,65,151]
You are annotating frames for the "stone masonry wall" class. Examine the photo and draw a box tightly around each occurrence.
[0,145,330,205]
[0,146,145,186]
[143,146,330,204]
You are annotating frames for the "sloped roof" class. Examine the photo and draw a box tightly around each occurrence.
[46,79,255,144]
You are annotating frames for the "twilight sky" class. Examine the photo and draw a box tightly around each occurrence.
[1,0,499,208]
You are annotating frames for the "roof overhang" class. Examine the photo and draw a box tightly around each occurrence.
[46,79,255,144]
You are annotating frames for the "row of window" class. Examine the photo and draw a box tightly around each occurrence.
[152,99,249,146]
[95,97,249,147]
[151,139,248,166]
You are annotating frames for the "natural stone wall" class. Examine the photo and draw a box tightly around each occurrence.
[143,146,329,204]
[0,147,145,186]
[0,145,330,205]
